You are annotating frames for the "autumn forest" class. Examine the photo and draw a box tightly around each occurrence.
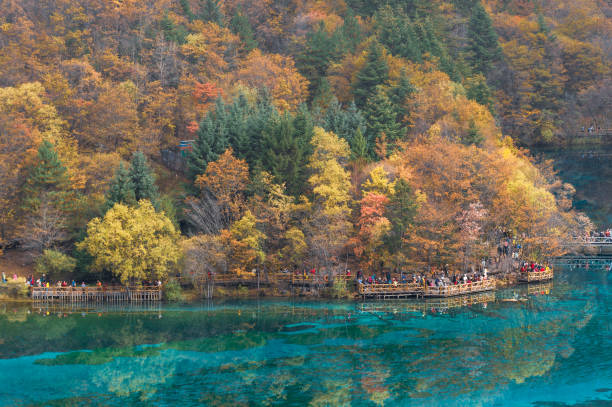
[0,0,609,284]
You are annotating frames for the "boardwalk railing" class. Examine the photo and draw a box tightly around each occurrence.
[564,236,612,247]
[519,269,553,283]
[358,279,496,299]
[358,282,422,298]
[188,273,352,287]
[31,286,162,302]
[424,279,497,298]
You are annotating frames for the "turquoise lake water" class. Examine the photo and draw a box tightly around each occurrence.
[1,268,612,406]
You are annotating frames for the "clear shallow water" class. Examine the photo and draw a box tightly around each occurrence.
[1,269,612,406]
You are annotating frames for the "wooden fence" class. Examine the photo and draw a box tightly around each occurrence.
[31,286,162,302]
[423,279,497,298]
[358,279,497,299]
[519,269,554,283]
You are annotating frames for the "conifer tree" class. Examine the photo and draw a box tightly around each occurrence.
[353,41,389,107]
[297,22,343,97]
[351,127,370,160]
[230,9,258,51]
[21,140,74,252]
[200,0,224,26]
[188,99,230,178]
[376,6,421,63]
[384,178,417,267]
[341,8,362,52]
[129,152,159,206]
[311,77,335,112]
[23,140,72,212]
[103,162,135,212]
[363,86,402,147]
[388,69,416,121]
[261,111,312,197]
[467,2,502,74]
[322,98,367,146]
[465,74,494,112]
[180,0,194,20]
[463,120,484,145]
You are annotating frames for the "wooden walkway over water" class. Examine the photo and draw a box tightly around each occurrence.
[551,255,612,270]
[30,286,162,302]
[519,269,553,283]
[562,237,612,255]
[358,279,497,299]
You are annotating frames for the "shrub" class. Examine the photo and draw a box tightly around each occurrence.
[163,279,184,302]
[35,250,77,277]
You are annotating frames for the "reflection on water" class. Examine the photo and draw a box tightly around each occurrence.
[1,270,612,406]
[533,146,612,226]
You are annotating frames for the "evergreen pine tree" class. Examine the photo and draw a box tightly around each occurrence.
[465,74,494,112]
[180,0,195,21]
[23,140,72,212]
[129,152,159,205]
[463,120,484,145]
[188,98,230,178]
[260,109,313,197]
[103,162,136,212]
[376,6,421,63]
[353,41,389,107]
[230,9,258,51]
[351,127,370,160]
[384,178,417,266]
[341,8,362,52]
[160,13,188,44]
[244,89,279,169]
[363,86,402,147]
[322,98,367,146]
[297,22,343,97]
[200,0,224,26]
[467,2,502,74]
[311,77,335,112]
[388,69,416,121]
[226,93,252,159]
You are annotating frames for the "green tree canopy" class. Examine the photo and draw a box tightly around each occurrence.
[467,2,502,74]
[353,41,389,107]
[128,151,159,206]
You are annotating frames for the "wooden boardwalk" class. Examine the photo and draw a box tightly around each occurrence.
[551,255,612,270]
[31,286,162,302]
[563,237,612,255]
[518,269,554,283]
[358,279,496,299]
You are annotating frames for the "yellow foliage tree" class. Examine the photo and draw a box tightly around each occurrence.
[307,127,352,268]
[78,200,182,284]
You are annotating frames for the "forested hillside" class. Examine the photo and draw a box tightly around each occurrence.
[0,0,607,280]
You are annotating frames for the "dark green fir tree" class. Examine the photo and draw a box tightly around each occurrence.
[353,41,389,107]
[23,139,72,212]
[129,151,159,205]
[230,9,258,51]
[200,0,224,26]
[103,162,136,212]
[363,86,402,147]
[467,2,502,74]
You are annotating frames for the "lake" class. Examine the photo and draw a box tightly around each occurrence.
[1,268,611,406]
[533,145,612,227]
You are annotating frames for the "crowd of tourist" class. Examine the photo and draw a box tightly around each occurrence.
[356,268,489,288]
[520,262,551,274]
[588,229,612,241]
